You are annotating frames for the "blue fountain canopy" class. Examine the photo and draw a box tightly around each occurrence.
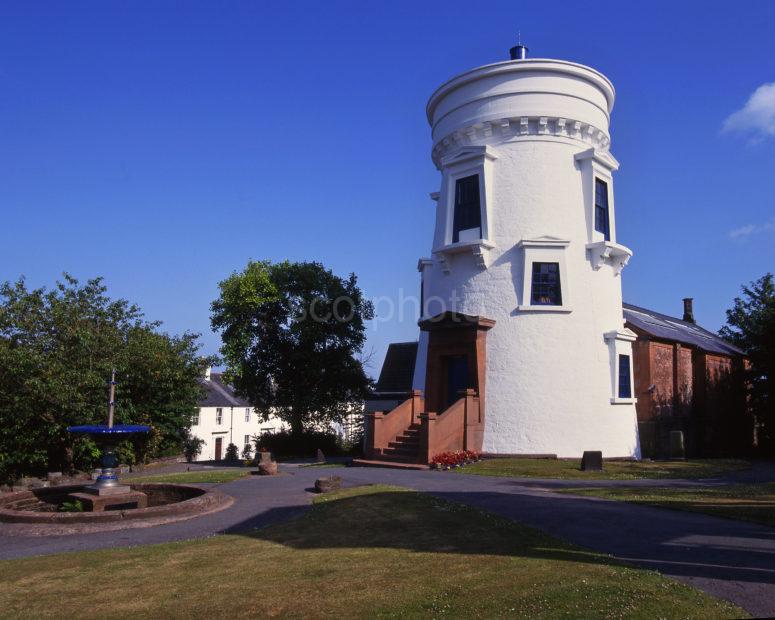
[67,424,151,434]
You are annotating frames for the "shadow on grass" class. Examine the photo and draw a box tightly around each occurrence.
[225,485,775,591]
[228,488,618,569]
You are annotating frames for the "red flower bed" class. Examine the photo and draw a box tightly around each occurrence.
[430,450,481,469]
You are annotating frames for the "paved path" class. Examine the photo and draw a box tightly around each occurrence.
[2,465,774,617]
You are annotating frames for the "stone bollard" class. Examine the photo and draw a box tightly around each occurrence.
[314,476,341,493]
[669,431,685,460]
[580,451,603,471]
[258,461,278,476]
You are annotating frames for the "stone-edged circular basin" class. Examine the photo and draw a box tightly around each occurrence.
[0,483,233,527]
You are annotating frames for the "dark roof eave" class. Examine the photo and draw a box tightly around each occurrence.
[623,302,745,357]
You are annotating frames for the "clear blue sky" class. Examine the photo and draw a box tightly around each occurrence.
[1,1,773,378]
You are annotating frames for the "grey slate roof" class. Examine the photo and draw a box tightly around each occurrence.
[623,303,744,356]
[373,342,418,395]
[198,372,251,407]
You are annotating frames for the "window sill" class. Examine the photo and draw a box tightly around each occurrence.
[432,239,495,255]
[610,397,637,405]
[516,305,573,313]
[432,239,495,271]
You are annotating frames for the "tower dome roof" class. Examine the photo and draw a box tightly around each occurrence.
[426,58,616,156]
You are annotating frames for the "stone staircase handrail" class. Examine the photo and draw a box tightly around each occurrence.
[365,390,424,459]
[420,389,481,462]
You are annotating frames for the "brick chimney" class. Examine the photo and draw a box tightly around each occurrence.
[682,298,695,324]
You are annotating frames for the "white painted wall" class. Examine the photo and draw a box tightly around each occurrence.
[191,405,286,462]
[419,57,640,458]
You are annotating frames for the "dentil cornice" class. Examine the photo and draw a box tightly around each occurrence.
[432,115,611,169]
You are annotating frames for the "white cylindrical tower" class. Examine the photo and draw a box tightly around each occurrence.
[416,48,640,458]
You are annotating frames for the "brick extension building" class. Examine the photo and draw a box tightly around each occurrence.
[624,299,750,458]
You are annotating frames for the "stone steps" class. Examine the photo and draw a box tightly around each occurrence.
[376,450,420,463]
[376,424,422,464]
[384,434,419,450]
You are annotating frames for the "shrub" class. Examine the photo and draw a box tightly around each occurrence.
[115,440,137,467]
[241,443,253,461]
[340,415,364,456]
[182,433,205,463]
[256,430,342,459]
[224,443,240,462]
[72,436,102,473]
[59,499,84,512]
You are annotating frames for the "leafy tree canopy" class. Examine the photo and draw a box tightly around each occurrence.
[0,274,208,483]
[720,273,775,450]
[211,260,374,435]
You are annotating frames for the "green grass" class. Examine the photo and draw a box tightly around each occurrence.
[558,483,775,528]
[126,470,249,484]
[458,458,750,480]
[0,485,745,619]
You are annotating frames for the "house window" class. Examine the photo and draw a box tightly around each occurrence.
[618,354,632,399]
[216,408,223,425]
[594,178,610,241]
[192,411,199,426]
[531,262,562,306]
[244,434,251,448]
[452,174,481,243]
[245,408,250,422]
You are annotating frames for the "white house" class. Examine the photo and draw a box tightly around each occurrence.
[365,43,641,463]
[192,368,286,461]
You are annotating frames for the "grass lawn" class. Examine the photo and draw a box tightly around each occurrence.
[298,462,346,468]
[558,483,775,528]
[458,458,750,480]
[126,470,249,484]
[0,485,744,619]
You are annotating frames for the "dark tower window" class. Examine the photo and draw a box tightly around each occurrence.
[452,174,482,243]
[618,354,632,399]
[530,262,562,305]
[594,178,610,241]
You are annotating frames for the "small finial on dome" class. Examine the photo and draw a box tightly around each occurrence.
[509,33,528,60]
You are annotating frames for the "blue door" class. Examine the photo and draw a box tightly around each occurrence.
[445,356,468,410]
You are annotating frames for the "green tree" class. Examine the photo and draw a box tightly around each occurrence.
[0,274,207,483]
[720,273,775,451]
[211,260,373,436]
